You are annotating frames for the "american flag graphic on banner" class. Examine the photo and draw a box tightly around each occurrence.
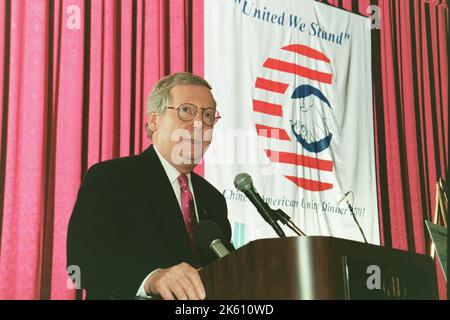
[253,44,335,192]
[205,0,380,246]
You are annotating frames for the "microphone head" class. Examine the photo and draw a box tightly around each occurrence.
[194,220,224,252]
[234,173,253,192]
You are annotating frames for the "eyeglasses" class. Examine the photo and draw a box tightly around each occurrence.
[167,103,221,126]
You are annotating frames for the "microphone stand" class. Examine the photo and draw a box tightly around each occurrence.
[346,200,368,244]
[271,209,307,237]
[267,215,286,238]
[336,191,368,244]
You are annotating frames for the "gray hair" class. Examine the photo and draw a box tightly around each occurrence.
[145,72,213,138]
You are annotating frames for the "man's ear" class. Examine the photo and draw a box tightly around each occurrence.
[148,112,158,133]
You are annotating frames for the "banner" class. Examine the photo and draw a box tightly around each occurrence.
[204,0,379,247]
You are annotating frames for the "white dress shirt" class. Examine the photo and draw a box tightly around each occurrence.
[136,145,199,299]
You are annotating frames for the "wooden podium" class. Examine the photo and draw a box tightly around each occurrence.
[199,236,438,300]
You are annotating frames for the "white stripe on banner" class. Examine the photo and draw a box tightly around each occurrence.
[204,0,380,247]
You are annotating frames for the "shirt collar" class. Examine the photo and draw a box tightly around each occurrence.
[153,145,191,185]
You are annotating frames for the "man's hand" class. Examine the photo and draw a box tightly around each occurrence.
[144,262,206,300]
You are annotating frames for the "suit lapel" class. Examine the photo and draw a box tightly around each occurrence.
[139,145,196,265]
[191,173,232,245]
[191,173,229,266]
[191,174,210,222]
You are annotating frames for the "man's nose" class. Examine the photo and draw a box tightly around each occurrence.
[193,109,204,123]
[192,110,204,128]
[193,119,203,129]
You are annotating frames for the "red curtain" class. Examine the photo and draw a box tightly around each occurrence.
[0,0,204,300]
[375,0,448,299]
[325,0,448,299]
[0,0,447,299]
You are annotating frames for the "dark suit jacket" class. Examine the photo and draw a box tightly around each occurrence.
[67,145,233,299]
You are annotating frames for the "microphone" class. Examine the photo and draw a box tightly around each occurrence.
[234,173,286,238]
[337,191,351,206]
[337,191,368,244]
[194,220,230,258]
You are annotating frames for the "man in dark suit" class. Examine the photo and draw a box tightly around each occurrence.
[67,72,233,300]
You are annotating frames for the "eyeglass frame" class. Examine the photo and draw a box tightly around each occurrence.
[166,103,221,126]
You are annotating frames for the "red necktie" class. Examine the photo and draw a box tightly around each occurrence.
[178,174,197,245]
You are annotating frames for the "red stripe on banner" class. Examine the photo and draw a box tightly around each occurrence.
[265,150,334,172]
[252,99,283,116]
[282,44,331,63]
[255,77,289,94]
[263,58,333,84]
[255,125,291,141]
[285,176,333,192]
